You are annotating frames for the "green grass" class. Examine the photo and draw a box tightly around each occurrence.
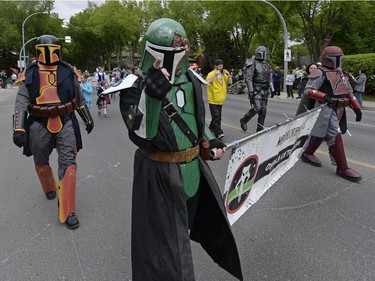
[364,95,375,102]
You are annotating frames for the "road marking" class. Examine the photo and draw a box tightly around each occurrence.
[316,150,375,170]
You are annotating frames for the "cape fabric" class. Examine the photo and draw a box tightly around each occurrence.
[22,62,82,157]
[121,71,243,280]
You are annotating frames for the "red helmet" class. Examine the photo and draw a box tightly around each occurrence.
[320,46,343,69]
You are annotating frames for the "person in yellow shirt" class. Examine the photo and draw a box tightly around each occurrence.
[206,59,232,139]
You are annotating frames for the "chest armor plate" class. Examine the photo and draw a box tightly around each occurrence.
[36,64,62,133]
[325,70,352,96]
[254,61,271,83]
[166,81,197,150]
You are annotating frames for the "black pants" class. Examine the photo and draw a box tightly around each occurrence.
[209,104,223,137]
[273,81,281,96]
[286,85,294,98]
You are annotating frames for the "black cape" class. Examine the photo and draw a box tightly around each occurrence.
[120,71,243,281]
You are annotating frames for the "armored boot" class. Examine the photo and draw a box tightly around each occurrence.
[329,134,362,182]
[58,164,79,229]
[35,165,58,200]
[301,136,324,167]
[256,109,267,132]
[240,109,256,132]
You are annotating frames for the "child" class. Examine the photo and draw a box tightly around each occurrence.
[96,80,110,117]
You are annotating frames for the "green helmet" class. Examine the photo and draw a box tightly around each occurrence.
[140,18,190,84]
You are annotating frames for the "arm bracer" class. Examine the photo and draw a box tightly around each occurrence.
[306,88,327,101]
[13,110,27,132]
[76,105,94,126]
[347,93,361,110]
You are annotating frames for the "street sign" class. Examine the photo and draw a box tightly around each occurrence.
[284,49,291,62]
[17,60,25,68]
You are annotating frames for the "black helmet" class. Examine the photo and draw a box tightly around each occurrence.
[35,35,61,65]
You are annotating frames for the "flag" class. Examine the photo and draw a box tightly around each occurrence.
[10,67,19,75]
[223,106,322,225]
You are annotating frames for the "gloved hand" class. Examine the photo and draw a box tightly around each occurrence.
[248,91,254,100]
[145,57,172,100]
[86,122,94,134]
[210,139,226,149]
[354,108,362,122]
[323,95,331,104]
[209,139,227,160]
[13,131,26,148]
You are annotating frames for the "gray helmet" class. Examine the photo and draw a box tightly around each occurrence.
[254,46,268,60]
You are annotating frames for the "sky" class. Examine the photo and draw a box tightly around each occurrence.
[52,0,105,23]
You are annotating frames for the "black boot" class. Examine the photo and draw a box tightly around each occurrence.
[301,136,324,167]
[240,118,247,131]
[46,191,56,200]
[65,213,80,229]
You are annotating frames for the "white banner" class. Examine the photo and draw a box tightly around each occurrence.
[223,106,322,225]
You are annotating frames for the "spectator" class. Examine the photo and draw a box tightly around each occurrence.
[10,72,18,89]
[285,70,295,98]
[96,80,110,117]
[349,68,366,108]
[301,63,318,92]
[295,63,318,114]
[95,66,106,90]
[272,65,282,97]
[206,59,232,139]
[293,65,307,99]
[0,70,7,89]
[80,74,93,108]
[109,76,117,99]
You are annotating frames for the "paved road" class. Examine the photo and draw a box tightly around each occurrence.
[1,86,374,281]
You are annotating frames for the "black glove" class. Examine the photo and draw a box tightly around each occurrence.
[13,131,26,148]
[354,108,362,122]
[86,122,94,134]
[323,95,331,104]
[145,66,172,100]
[248,91,253,100]
[208,139,227,160]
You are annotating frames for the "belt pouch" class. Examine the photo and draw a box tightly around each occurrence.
[125,105,143,130]
[200,137,210,160]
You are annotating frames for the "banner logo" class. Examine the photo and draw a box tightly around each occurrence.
[226,155,258,214]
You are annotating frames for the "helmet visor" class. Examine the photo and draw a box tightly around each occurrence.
[144,41,187,84]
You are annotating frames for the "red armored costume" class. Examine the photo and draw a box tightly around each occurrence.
[297,46,362,182]
[13,35,94,229]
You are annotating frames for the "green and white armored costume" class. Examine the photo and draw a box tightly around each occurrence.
[104,18,243,281]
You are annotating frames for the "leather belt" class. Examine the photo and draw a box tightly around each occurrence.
[330,98,350,108]
[140,145,200,163]
[28,99,76,118]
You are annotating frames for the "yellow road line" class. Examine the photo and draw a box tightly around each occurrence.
[316,150,375,170]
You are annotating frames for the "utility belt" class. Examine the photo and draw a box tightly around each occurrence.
[139,145,200,163]
[328,98,350,108]
[253,83,269,90]
[28,99,76,118]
